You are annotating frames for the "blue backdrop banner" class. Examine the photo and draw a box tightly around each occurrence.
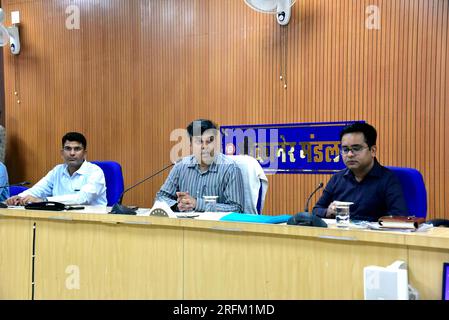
[221,121,363,174]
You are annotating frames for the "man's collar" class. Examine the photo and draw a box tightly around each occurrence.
[64,160,88,176]
[187,154,220,172]
[187,156,198,168]
[367,158,383,177]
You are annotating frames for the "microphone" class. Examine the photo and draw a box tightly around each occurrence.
[287,182,326,228]
[0,181,31,189]
[110,163,175,215]
[304,182,324,212]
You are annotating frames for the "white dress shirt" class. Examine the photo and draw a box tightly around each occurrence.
[19,160,107,205]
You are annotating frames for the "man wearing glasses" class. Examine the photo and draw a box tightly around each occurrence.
[6,132,107,206]
[312,122,407,222]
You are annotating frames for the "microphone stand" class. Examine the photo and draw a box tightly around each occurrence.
[110,163,175,215]
[287,182,326,227]
[304,182,324,213]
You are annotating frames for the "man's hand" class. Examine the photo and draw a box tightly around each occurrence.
[6,195,22,205]
[176,191,197,212]
[6,195,44,206]
[20,195,45,205]
[326,201,338,218]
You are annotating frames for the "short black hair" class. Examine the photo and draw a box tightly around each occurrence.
[339,122,377,148]
[186,119,218,139]
[62,132,87,149]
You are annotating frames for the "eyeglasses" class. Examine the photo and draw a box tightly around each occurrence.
[192,136,215,145]
[340,145,369,155]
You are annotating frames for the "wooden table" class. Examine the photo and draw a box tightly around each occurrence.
[1,208,448,299]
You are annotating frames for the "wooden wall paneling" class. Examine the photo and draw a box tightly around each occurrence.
[416,0,428,214]
[402,0,411,167]
[405,0,416,170]
[433,0,443,223]
[438,0,446,220]
[426,0,435,218]
[381,0,391,167]
[2,0,448,219]
[443,0,449,218]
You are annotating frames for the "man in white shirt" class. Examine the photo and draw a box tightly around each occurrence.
[6,132,107,206]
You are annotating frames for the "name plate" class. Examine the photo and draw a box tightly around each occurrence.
[221,121,362,174]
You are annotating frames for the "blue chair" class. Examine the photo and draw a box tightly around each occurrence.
[386,166,427,218]
[9,185,28,197]
[91,161,124,206]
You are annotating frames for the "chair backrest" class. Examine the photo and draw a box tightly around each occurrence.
[9,185,28,197]
[91,161,124,206]
[386,166,427,218]
[227,155,268,214]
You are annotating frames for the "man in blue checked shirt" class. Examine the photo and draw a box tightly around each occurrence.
[156,119,244,213]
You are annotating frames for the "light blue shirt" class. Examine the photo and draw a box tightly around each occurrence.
[0,162,9,201]
[19,160,107,205]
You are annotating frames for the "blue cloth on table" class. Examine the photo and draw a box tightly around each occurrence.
[219,213,292,224]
